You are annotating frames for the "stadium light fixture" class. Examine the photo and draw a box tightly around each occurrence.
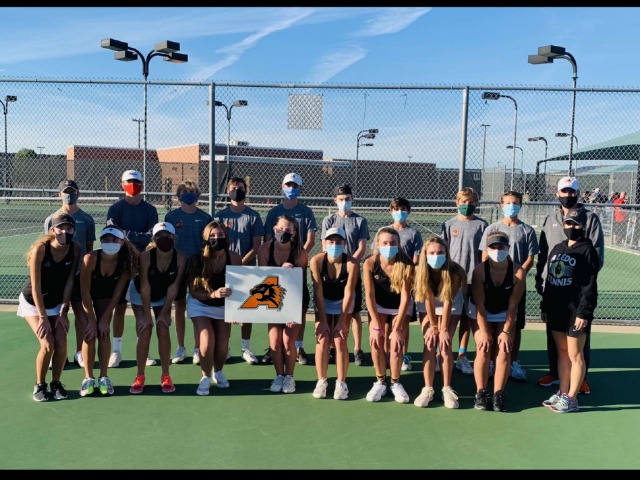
[482,92,518,189]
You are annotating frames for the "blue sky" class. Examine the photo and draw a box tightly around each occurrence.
[1,6,639,87]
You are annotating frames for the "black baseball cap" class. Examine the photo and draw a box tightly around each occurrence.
[486,231,510,248]
[58,180,79,192]
[564,207,588,226]
[51,213,76,228]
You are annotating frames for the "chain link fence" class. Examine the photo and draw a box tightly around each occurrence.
[1,78,640,322]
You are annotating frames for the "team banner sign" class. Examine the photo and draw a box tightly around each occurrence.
[224,266,303,324]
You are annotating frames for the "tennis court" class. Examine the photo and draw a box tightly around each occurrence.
[1,309,639,470]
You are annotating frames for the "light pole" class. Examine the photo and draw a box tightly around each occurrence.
[482,92,518,189]
[214,100,248,193]
[132,118,145,149]
[355,128,378,192]
[556,132,579,172]
[507,145,525,192]
[0,95,17,190]
[529,136,548,200]
[529,45,578,175]
[480,124,490,197]
[101,38,188,194]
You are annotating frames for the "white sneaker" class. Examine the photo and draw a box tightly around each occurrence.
[390,382,410,404]
[334,380,349,400]
[48,358,52,370]
[435,355,441,373]
[489,360,495,377]
[442,386,460,409]
[108,351,121,368]
[510,361,527,382]
[80,377,95,397]
[312,379,328,399]
[171,346,186,364]
[414,386,435,408]
[282,376,296,394]
[212,370,230,388]
[192,349,200,365]
[366,381,388,402]
[196,376,211,396]
[146,356,157,366]
[270,375,285,393]
[455,356,473,375]
[401,354,412,371]
[74,351,85,368]
[241,348,259,365]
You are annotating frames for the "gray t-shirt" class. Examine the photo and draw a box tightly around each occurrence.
[44,208,96,258]
[479,219,539,266]
[380,223,423,262]
[214,205,265,263]
[441,215,488,284]
[322,212,370,256]
[165,207,212,259]
[264,202,317,245]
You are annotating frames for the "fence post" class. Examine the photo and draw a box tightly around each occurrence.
[459,87,469,191]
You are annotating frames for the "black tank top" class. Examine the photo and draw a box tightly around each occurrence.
[321,252,348,301]
[268,240,295,266]
[483,258,514,314]
[90,250,125,300]
[134,249,178,302]
[200,250,232,307]
[22,241,75,308]
[371,255,400,309]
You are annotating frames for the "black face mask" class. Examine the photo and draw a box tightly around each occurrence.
[209,238,227,251]
[155,237,174,252]
[559,196,578,209]
[564,227,584,241]
[229,189,246,202]
[274,230,293,244]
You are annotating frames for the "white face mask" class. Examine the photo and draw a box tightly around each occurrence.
[102,243,122,256]
[337,200,352,213]
[488,249,509,263]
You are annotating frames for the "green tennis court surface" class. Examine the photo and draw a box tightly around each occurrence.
[1,311,639,469]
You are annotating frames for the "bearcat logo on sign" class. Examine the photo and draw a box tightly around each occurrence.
[240,275,287,311]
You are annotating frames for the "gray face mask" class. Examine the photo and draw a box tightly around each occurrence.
[61,192,78,205]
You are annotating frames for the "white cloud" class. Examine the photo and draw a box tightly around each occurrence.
[354,7,431,37]
[307,47,368,84]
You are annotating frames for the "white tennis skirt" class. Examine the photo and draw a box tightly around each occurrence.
[16,293,61,318]
[375,298,414,316]
[467,301,507,322]
[187,295,225,320]
[324,297,356,316]
[416,288,464,316]
[126,282,166,308]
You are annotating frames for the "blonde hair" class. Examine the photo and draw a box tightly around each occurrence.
[456,187,478,204]
[188,220,230,293]
[25,234,55,265]
[371,227,414,294]
[175,179,201,198]
[414,236,466,303]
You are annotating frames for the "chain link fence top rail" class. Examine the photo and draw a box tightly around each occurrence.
[1,78,640,322]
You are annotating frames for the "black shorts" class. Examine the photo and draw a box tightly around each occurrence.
[175,271,188,302]
[352,276,363,314]
[613,221,627,239]
[118,279,131,305]
[303,285,310,311]
[516,291,526,330]
[548,313,591,338]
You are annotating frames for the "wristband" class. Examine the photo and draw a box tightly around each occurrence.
[373,327,382,331]
[61,306,70,313]
[502,330,510,335]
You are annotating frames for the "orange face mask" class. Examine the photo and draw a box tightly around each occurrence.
[124,183,142,196]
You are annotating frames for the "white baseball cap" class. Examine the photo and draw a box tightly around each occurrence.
[323,226,347,240]
[100,226,125,240]
[282,172,302,187]
[122,169,143,182]
[152,222,176,236]
[557,176,580,192]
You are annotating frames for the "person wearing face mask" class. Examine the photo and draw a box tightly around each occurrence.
[74,226,138,397]
[535,176,604,395]
[441,187,488,377]
[187,221,242,395]
[44,179,96,369]
[309,227,359,400]
[540,207,599,413]
[413,237,466,409]
[106,170,158,369]
[18,213,81,401]
[382,197,423,372]
[165,180,212,366]
[470,230,526,412]
[263,173,317,367]
[127,222,187,395]
[257,215,309,394]
[362,227,414,403]
[321,184,370,368]
[479,190,538,383]
[214,177,265,366]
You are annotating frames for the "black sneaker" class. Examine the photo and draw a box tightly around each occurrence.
[261,347,273,365]
[297,347,309,365]
[493,390,507,412]
[328,347,336,365]
[354,349,366,366]
[32,383,48,402]
[49,381,68,400]
[474,388,492,411]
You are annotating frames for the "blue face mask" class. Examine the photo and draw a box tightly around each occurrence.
[427,254,446,270]
[379,245,398,259]
[337,200,352,213]
[502,204,521,218]
[392,210,408,223]
[180,192,198,205]
[283,186,300,200]
[326,244,344,258]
